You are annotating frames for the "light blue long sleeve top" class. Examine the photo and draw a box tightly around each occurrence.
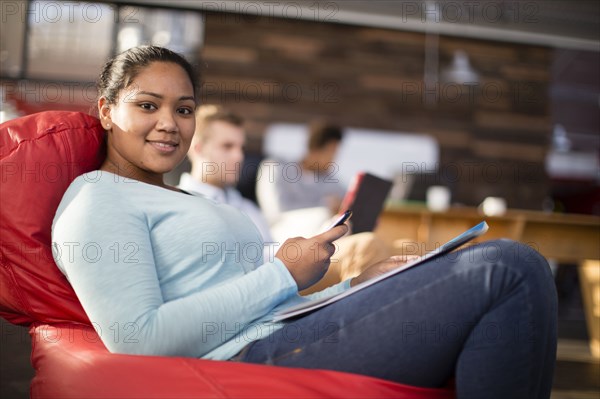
[52,171,349,360]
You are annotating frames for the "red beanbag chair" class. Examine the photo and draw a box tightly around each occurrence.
[0,111,454,398]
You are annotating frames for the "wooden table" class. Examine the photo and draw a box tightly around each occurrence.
[375,204,600,358]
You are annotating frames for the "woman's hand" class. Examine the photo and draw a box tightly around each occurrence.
[350,255,420,287]
[276,224,348,291]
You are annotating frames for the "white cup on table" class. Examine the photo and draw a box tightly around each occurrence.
[426,186,451,212]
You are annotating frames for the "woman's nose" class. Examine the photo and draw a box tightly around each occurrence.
[156,110,178,133]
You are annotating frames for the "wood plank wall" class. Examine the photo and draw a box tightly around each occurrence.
[199,12,553,210]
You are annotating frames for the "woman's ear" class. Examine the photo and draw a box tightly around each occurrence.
[98,97,112,130]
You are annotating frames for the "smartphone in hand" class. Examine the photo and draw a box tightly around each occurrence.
[327,209,353,230]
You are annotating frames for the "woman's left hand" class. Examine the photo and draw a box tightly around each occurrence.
[350,255,420,287]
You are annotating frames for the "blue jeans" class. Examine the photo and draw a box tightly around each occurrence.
[239,239,557,399]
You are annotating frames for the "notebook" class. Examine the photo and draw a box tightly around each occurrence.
[338,172,393,234]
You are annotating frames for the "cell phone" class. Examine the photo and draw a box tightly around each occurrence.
[328,209,353,230]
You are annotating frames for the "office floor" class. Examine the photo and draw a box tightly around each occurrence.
[0,317,33,399]
[551,265,600,399]
[1,267,599,398]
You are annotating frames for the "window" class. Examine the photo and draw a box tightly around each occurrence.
[26,2,115,80]
[116,5,203,59]
[0,0,27,78]
[1,1,204,82]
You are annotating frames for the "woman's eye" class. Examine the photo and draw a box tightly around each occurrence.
[178,107,194,115]
[140,103,156,110]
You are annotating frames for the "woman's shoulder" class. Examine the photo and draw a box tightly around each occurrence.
[68,170,150,191]
[65,170,121,195]
[58,171,132,211]
[53,171,140,229]
[61,171,185,209]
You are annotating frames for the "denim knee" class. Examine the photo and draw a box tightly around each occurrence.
[475,239,554,289]
[476,238,544,266]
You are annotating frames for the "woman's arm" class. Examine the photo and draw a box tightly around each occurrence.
[52,182,297,358]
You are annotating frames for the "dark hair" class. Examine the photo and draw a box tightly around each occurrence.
[97,45,199,106]
[308,121,343,151]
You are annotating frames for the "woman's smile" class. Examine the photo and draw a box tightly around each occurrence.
[147,139,179,153]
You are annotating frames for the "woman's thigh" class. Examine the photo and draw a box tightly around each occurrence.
[240,239,556,388]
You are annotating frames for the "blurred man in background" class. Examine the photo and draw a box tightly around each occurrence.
[256,121,347,225]
[179,105,272,243]
[181,105,389,294]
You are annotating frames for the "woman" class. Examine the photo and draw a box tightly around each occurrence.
[52,46,557,399]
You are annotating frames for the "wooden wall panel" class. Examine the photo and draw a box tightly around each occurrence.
[199,12,552,210]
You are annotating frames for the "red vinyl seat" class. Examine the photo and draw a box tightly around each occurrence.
[0,111,454,399]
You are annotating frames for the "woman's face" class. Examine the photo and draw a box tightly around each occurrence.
[99,61,196,184]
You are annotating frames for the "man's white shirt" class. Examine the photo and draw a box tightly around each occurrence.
[178,173,278,256]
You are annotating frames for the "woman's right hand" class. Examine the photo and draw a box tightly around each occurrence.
[276,225,348,291]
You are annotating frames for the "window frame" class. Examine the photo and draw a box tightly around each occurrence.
[1,0,204,84]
